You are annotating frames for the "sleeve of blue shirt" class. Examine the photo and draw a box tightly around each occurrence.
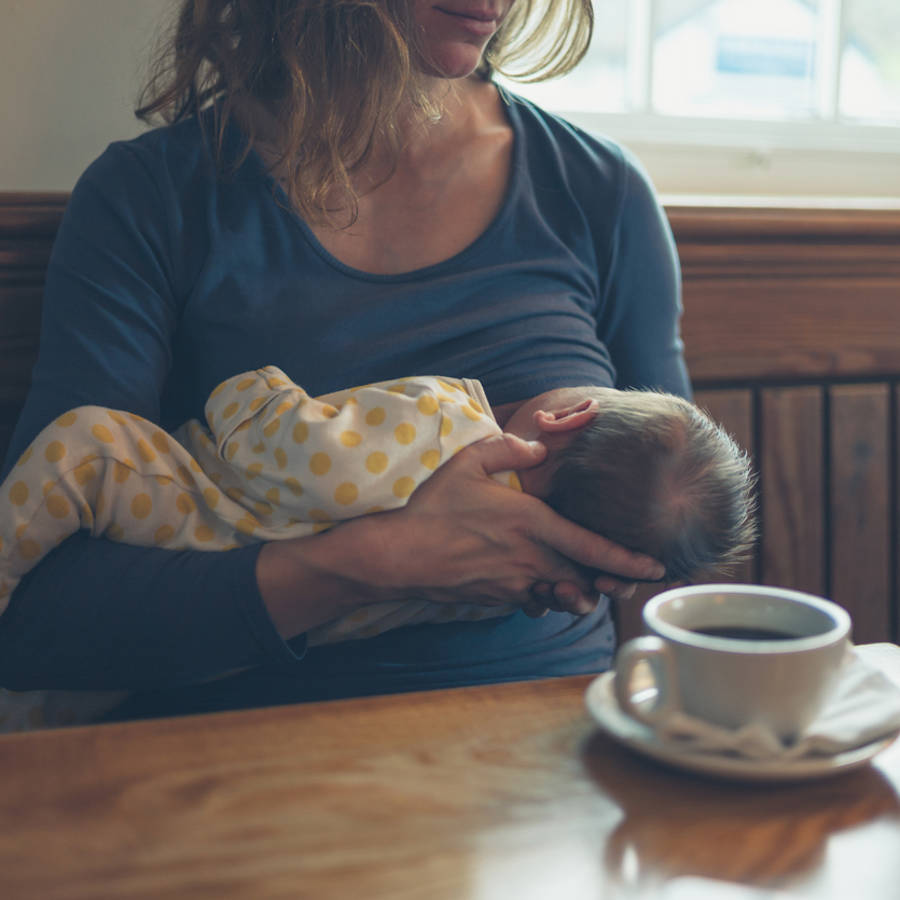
[599,148,691,399]
[0,147,305,690]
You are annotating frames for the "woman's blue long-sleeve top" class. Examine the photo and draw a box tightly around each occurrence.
[0,94,690,713]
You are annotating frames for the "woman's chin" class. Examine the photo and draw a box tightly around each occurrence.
[416,44,488,80]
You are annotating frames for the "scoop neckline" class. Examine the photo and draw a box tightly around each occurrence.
[243,89,525,284]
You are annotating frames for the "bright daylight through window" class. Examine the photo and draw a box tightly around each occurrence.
[503,0,900,199]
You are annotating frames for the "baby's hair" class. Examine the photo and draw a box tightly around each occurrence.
[544,391,757,582]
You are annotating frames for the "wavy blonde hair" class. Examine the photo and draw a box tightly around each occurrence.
[137,0,593,224]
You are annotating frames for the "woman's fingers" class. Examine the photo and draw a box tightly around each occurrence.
[593,576,638,603]
[377,433,662,612]
[551,581,599,615]
[524,500,664,584]
[464,435,664,583]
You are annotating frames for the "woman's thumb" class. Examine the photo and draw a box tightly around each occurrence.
[466,433,547,475]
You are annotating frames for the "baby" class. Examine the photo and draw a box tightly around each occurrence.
[0,367,754,727]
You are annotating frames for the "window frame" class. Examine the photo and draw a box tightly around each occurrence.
[511,0,900,200]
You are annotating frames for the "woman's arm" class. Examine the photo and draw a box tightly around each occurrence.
[0,146,309,690]
[258,432,664,636]
[0,144,662,692]
[599,149,692,399]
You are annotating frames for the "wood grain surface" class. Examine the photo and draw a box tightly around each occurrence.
[829,384,892,643]
[669,205,900,384]
[693,387,758,586]
[1,658,899,900]
[760,387,826,597]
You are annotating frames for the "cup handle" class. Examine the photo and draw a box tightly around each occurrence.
[613,636,680,726]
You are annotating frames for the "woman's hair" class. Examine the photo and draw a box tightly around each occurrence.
[136,0,593,225]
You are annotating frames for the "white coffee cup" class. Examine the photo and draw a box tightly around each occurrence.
[613,584,852,740]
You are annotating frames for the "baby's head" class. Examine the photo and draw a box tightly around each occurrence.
[509,388,757,582]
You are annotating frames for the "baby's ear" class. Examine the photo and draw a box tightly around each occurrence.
[532,398,598,434]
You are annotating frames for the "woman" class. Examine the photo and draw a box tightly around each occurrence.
[0,0,688,719]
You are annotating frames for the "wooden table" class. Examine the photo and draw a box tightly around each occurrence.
[2,648,899,900]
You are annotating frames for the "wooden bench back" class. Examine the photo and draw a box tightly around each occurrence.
[1,193,899,642]
[670,205,900,644]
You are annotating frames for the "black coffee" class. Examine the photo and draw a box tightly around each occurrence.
[691,625,801,641]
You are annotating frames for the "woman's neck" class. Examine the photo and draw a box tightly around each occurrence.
[243,74,497,188]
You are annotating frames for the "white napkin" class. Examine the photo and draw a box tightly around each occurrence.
[654,648,900,760]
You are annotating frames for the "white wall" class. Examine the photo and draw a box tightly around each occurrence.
[2,1,897,201]
[1,0,173,191]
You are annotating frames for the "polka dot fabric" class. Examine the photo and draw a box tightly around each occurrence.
[0,368,519,660]
[0,369,527,728]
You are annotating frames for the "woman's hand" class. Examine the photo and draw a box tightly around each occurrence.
[357,433,664,615]
[257,432,663,638]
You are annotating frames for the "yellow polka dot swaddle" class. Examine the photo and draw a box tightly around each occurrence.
[0,368,519,728]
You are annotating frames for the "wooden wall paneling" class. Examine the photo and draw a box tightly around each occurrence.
[0,194,66,466]
[679,277,900,383]
[0,284,43,463]
[693,387,758,585]
[829,383,892,642]
[668,206,900,384]
[760,387,825,596]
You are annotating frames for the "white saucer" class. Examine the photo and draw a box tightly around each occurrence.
[585,671,897,782]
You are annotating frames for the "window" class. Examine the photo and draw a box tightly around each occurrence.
[503,0,900,199]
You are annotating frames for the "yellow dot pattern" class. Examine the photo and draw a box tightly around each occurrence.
[137,439,156,463]
[0,374,508,648]
[131,493,153,519]
[91,424,114,444]
[74,463,97,485]
[45,442,66,463]
[46,494,71,519]
[365,407,386,427]
[334,482,359,506]
[154,525,175,544]
[420,450,440,470]
[393,477,416,499]
[417,395,439,416]
[151,431,170,454]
